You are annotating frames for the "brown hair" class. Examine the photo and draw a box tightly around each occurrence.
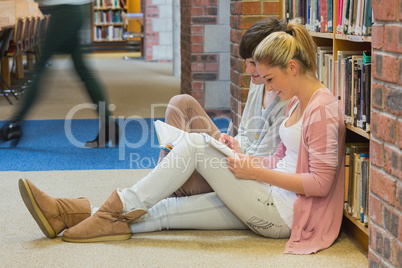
[239,18,287,60]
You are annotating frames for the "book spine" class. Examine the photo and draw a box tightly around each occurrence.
[320,0,328,32]
[336,0,343,33]
[327,0,333,32]
[343,0,351,34]
[345,57,353,123]
[365,63,371,131]
[363,0,372,36]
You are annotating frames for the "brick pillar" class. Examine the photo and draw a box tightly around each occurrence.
[180,0,221,110]
[369,1,402,267]
[143,0,172,62]
[230,0,280,135]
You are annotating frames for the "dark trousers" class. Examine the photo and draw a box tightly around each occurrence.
[13,4,111,122]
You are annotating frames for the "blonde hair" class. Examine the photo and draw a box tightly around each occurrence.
[253,20,317,74]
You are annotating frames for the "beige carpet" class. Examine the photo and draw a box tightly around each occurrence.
[0,55,368,267]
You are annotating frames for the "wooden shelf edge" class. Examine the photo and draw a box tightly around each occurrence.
[335,34,372,42]
[94,23,124,26]
[343,209,369,235]
[342,210,369,251]
[308,31,334,39]
[346,123,370,139]
[93,40,125,43]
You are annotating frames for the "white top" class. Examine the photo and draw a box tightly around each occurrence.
[270,101,303,228]
[37,0,92,6]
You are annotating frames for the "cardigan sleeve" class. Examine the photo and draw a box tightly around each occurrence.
[300,97,343,197]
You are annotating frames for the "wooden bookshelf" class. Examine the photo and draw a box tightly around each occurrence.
[346,123,370,139]
[91,0,127,44]
[309,31,334,39]
[280,0,372,251]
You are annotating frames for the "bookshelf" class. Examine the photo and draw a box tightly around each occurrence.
[91,0,127,44]
[281,0,372,251]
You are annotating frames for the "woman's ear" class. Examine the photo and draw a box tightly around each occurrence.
[288,60,298,75]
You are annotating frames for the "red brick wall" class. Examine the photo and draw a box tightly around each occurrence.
[180,0,218,109]
[369,0,402,266]
[143,0,158,62]
[230,0,280,135]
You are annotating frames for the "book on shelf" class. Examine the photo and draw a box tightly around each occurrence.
[299,0,307,24]
[353,152,369,222]
[345,144,369,220]
[360,154,369,224]
[344,56,353,123]
[336,0,344,33]
[361,51,371,131]
[153,120,238,158]
[320,0,327,32]
[344,55,365,125]
[327,0,333,32]
[337,50,371,133]
[349,0,358,34]
[337,51,360,107]
[336,0,372,36]
[354,0,364,35]
[353,57,363,127]
[94,0,126,9]
[362,0,372,35]
[316,46,332,84]
[289,0,335,32]
[342,0,351,34]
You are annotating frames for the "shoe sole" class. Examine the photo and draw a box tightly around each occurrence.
[18,178,56,238]
[62,234,132,243]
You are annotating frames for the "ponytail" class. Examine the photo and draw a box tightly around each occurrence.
[253,20,317,74]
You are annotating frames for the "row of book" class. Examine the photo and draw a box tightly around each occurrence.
[285,0,372,35]
[344,143,369,225]
[94,0,126,9]
[316,47,371,132]
[94,10,124,25]
[94,26,124,41]
[336,0,372,36]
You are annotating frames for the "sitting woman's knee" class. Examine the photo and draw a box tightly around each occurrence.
[168,94,197,108]
[188,133,206,148]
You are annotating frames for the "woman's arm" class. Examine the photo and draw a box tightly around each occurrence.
[299,102,343,197]
[227,95,343,197]
[227,154,305,194]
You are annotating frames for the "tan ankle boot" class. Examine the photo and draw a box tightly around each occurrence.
[62,190,147,243]
[19,178,91,238]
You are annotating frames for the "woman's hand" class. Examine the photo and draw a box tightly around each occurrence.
[219,133,242,154]
[227,154,264,180]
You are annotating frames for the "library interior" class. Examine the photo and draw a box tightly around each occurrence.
[0,0,400,267]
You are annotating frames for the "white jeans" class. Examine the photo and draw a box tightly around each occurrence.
[120,133,291,239]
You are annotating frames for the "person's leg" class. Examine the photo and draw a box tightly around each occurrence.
[62,135,202,242]
[0,5,73,145]
[68,5,117,147]
[10,7,66,122]
[18,179,91,238]
[160,94,221,196]
[70,6,111,120]
[63,133,290,242]
[124,133,290,238]
[130,193,248,233]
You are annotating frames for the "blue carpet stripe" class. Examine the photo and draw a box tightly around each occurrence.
[0,118,230,171]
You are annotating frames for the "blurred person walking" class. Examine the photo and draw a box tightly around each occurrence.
[0,0,118,148]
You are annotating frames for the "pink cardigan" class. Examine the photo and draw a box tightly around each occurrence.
[262,88,346,254]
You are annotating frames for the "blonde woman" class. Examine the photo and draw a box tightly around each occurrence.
[19,21,345,254]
